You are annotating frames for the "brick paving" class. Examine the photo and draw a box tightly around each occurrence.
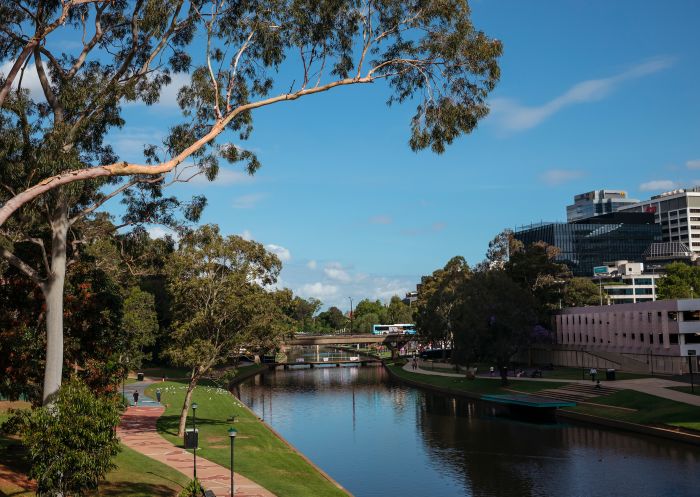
[117,405,276,497]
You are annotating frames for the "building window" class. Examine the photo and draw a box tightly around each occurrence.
[670,334,679,345]
[669,311,678,321]
[682,311,700,321]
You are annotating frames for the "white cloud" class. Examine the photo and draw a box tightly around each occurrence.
[686,160,700,170]
[489,57,674,132]
[369,215,393,225]
[266,243,291,262]
[298,282,339,300]
[639,180,677,192]
[147,225,178,240]
[233,193,267,209]
[540,168,584,186]
[324,262,352,283]
[1,62,47,102]
[239,229,253,241]
[307,260,317,270]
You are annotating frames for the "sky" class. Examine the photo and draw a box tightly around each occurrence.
[8,0,700,311]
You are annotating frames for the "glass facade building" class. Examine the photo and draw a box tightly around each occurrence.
[514,214,662,277]
[566,190,639,222]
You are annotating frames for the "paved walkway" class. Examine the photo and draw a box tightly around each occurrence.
[117,381,276,497]
[402,362,700,407]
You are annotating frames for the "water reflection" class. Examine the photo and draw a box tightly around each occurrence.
[237,361,700,497]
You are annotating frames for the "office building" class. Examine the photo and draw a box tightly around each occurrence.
[620,187,700,251]
[593,260,661,304]
[514,212,662,277]
[555,300,700,374]
[566,190,639,222]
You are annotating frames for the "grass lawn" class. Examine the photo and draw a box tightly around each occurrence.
[568,389,700,431]
[95,445,189,497]
[669,385,700,396]
[146,381,347,497]
[534,367,652,381]
[387,364,566,395]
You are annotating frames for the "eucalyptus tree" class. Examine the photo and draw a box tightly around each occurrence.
[165,224,282,436]
[415,256,470,358]
[0,0,502,404]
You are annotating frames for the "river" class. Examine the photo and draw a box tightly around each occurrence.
[236,351,700,497]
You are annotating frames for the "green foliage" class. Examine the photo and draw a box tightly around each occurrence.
[505,241,571,319]
[166,224,285,374]
[178,479,204,497]
[453,270,538,368]
[3,379,122,496]
[562,277,603,307]
[120,287,159,370]
[415,256,471,348]
[316,306,346,332]
[656,262,700,299]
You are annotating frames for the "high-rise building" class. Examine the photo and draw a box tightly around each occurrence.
[514,212,661,277]
[566,189,639,222]
[619,187,700,252]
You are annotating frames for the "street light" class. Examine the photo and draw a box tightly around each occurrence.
[192,402,199,480]
[228,427,238,496]
[348,297,354,334]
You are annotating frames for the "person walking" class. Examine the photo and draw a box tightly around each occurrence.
[132,390,139,406]
[589,367,598,382]
[156,388,162,403]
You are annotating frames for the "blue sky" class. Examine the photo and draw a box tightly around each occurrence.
[8,0,700,310]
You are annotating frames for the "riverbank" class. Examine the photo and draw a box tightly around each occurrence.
[384,361,700,446]
[145,371,350,497]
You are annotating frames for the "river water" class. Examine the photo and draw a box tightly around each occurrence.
[237,354,700,497]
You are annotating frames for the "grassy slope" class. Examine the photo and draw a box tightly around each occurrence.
[146,380,347,497]
[387,365,566,395]
[568,389,700,431]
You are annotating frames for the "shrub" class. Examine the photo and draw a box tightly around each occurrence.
[3,378,122,496]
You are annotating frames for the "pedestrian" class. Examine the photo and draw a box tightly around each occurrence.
[156,388,162,403]
[489,366,495,377]
[589,367,597,382]
[132,390,139,405]
[412,357,418,370]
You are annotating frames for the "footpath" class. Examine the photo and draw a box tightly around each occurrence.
[118,379,276,497]
[402,362,700,407]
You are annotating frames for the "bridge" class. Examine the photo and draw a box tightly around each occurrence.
[273,357,382,369]
[281,333,418,359]
[282,333,413,346]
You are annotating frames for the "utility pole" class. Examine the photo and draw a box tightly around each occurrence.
[348,297,354,334]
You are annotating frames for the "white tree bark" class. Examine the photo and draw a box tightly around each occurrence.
[42,200,69,405]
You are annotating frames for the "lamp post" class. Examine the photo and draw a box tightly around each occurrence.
[348,297,354,334]
[228,427,237,496]
[192,402,198,480]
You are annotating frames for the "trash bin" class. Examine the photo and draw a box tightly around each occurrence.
[606,369,616,381]
[184,428,198,449]
[137,372,144,381]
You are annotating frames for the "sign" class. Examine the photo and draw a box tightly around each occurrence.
[593,266,608,275]
[688,350,697,356]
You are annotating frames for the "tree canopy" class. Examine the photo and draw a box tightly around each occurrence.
[0,0,502,404]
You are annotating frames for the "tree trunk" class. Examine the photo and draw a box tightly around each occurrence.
[42,200,69,405]
[177,375,198,437]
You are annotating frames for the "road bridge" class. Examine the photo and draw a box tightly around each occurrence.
[281,333,417,358]
[283,333,412,346]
